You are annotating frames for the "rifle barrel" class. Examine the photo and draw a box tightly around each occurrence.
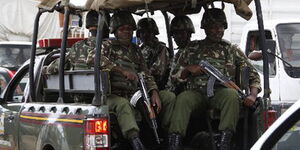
[137,73,161,144]
[151,119,160,144]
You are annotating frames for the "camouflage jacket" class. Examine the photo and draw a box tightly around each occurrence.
[45,37,95,74]
[68,36,96,69]
[87,39,158,96]
[171,41,195,73]
[170,38,261,93]
[167,40,199,93]
[140,38,170,90]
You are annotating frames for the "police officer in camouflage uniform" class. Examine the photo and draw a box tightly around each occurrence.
[168,15,196,93]
[159,16,196,133]
[45,10,109,73]
[86,11,174,150]
[166,8,261,150]
[68,10,98,70]
[136,18,170,90]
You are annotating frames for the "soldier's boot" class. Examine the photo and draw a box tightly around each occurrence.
[129,136,146,150]
[168,133,182,150]
[219,130,233,150]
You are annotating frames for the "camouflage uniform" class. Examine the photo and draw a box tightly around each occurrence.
[166,40,199,94]
[45,10,100,74]
[44,37,96,74]
[140,38,170,90]
[168,38,261,136]
[165,15,196,93]
[86,38,174,140]
[137,18,171,90]
[68,37,96,69]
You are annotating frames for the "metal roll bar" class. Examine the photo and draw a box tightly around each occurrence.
[93,11,105,106]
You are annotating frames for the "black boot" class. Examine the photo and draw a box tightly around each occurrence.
[168,133,182,150]
[213,132,221,150]
[130,136,146,150]
[219,130,233,150]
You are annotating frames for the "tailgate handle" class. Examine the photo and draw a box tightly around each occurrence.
[75,108,82,114]
[28,106,35,112]
[50,107,57,113]
[39,106,46,112]
[62,107,69,114]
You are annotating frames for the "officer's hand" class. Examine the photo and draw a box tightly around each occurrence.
[150,90,161,113]
[244,94,256,107]
[244,87,259,107]
[181,65,205,79]
[121,70,138,81]
[41,66,49,79]
[112,66,138,81]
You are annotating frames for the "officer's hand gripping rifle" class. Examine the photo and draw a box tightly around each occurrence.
[130,73,160,144]
[199,60,259,110]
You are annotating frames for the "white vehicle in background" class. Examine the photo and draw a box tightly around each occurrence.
[251,99,300,150]
[0,41,31,73]
[240,19,300,117]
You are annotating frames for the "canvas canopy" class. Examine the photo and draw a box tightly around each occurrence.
[38,0,254,20]
[0,0,60,42]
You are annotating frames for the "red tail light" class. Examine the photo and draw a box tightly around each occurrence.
[7,70,15,78]
[84,118,109,150]
[263,110,277,129]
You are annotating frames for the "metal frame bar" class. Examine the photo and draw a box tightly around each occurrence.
[29,9,47,102]
[162,11,174,58]
[92,11,105,106]
[254,0,271,131]
[58,6,71,103]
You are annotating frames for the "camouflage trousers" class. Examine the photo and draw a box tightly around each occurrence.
[162,87,240,137]
[108,91,175,139]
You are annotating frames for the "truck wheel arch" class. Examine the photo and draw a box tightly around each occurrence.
[35,124,70,150]
[43,144,55,150]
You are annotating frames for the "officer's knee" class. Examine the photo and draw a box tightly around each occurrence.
[112,97,132,112]
[221,88,239,105]
[118,97,131,106]
[159,90,176,104]
[176,90,200,104]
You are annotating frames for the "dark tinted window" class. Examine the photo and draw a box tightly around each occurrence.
[0,44,31,70]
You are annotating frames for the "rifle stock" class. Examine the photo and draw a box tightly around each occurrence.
[137,73,160,144]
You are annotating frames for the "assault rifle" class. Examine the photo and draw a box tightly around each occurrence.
[199,60,259,110]
[130,73,160,144]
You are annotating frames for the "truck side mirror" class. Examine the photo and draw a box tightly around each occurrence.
[248,39,276,63]
[266,39,276,63]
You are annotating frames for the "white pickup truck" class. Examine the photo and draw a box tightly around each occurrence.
[251,99,300,150]
[240,19,300,115]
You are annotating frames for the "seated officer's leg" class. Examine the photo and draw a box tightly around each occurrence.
[168,90,207,150]
[108,94,145,150]
[210,87,239,150]
[159,90,176,131]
